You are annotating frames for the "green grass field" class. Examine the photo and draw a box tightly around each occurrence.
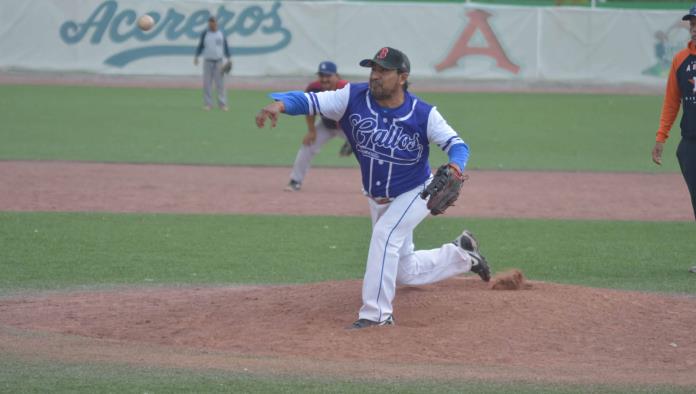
[3,355,695,394]
[1,212,694,295]
[1,84,693,393]
[0,85,678,172]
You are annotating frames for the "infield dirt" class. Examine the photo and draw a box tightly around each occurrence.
[0,160,692,221]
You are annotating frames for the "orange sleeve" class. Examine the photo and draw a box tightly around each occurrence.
[656,53,686,143]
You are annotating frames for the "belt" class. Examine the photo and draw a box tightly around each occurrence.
[371,197,394,205]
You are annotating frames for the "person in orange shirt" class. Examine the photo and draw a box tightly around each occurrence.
[653,5,696,273]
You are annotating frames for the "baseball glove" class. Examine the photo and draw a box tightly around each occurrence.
[220,60,232,75]
[339,141,353,157]
[420,164,467,215]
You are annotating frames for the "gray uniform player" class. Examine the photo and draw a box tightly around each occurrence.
[285,61,350,191]
[194,17,231,111]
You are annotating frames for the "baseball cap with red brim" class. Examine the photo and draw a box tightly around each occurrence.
[359,47,410,73]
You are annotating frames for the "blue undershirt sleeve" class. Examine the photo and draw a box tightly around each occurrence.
[447,143,469,172]
[269,91,310,116]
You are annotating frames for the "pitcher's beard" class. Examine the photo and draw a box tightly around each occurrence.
[369,82,391,101]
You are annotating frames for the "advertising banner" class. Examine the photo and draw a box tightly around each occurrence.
[0,0,689,85]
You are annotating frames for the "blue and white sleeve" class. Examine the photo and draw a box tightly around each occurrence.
[269,91,310,115]
[305,83,351,121]
[427,107,469,171]
[269,83,351,120]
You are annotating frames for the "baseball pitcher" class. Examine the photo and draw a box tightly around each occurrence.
[256,47,492,329]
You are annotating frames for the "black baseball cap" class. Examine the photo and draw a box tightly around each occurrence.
[359,47,410,73]
[683,4,696,20]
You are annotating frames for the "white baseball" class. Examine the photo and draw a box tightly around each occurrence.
[137,14,154,31]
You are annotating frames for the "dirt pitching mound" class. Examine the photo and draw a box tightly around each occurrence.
[491,269,530,290]
[1,278,695,386]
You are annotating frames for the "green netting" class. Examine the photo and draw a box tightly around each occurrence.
[345,0,692,10]
[598,1,691,9]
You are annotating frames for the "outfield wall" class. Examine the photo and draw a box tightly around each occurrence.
[0,0,687,85]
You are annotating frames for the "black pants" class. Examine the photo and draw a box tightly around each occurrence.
[677,138,696,220]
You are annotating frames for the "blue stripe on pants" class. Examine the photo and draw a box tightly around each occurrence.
[374,192,421,320]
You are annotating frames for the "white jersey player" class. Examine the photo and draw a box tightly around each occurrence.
[256,47,492,329]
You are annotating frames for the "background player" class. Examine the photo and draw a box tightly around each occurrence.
[257,47,491,329]
[194,16,231,111]
[285,61,350,191]
[652,5,696,273]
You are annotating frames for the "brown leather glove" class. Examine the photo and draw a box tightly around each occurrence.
[420,164,467,215]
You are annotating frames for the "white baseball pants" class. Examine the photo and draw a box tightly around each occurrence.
[359,182,474,323]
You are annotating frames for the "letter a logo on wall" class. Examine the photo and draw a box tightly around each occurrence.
[436,9,519,74]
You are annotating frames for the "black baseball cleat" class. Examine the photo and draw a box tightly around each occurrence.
[469,253,491,282]
[454,230,491,282]
[284,179,301,192]
[348,315,395,330]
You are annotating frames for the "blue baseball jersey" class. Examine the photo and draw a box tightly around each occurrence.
[285,82,469,198]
